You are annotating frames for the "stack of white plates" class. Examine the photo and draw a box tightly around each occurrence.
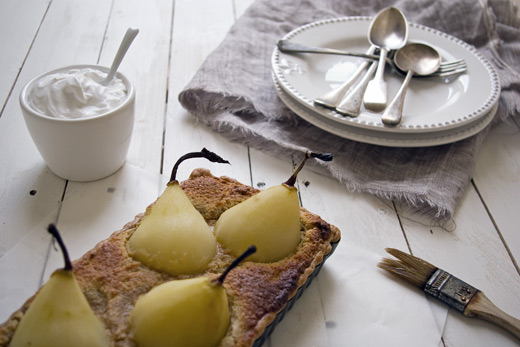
[271,17,501,147]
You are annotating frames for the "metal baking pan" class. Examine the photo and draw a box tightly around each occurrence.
[253,239,340,347]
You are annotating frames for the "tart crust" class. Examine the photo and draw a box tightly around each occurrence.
[0,168,341,347]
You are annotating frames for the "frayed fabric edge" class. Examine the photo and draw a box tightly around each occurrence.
[179,87,302,125]
[191,114,457,225]
[326,167,455,225]
[179,88,257,119]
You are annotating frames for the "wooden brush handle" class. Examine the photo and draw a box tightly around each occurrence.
[464,291,520,340]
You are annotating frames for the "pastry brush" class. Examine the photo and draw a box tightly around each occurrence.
[378,248,520,340]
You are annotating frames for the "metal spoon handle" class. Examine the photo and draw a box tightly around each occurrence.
[277,40,381,61]
[335,60,378,117]
[102,28,139,86]
[381,70,413,126]
[363,47,388,111]
[314,45,377,108]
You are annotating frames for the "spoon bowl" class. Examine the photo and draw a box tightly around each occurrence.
[394,43,442,75]
[381,43,441,126]
[364,7,408,111]
[368,8,408,49]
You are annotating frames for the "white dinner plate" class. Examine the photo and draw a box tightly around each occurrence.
[274,77,497,147]
[271,17,500,134]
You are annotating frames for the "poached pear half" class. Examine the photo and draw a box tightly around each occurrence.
[127,181,217,275]
[215,184,300,262]
[215,151,332,262]
[10,225,109,347]
[127,148,229,276]
[130,246,256,347]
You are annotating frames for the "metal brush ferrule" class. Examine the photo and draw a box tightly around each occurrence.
[424,269,478,312]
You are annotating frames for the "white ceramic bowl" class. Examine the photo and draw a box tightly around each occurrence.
[20,64,135,182]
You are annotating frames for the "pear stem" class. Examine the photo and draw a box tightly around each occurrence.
[47,224,72,271]
[283,151,333,187]
[217,245,257,285]
[169,148,230,183]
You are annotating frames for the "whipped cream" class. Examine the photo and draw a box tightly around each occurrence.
[28,68,128,119]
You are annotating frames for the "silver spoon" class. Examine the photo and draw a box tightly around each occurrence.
[101,27,139,86]
[314,45,377,109]
[363,7,408,111]
[381,43,441,126]
[335,59,378,117]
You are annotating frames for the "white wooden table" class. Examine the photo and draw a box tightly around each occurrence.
[1,1,519,346]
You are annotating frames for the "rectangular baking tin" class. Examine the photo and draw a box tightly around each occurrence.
[252,239,340,347]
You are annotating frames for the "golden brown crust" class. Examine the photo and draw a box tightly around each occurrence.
[0,168,340,347]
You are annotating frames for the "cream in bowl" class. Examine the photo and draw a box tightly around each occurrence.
[20,64,135,182]
[27,67,128,119]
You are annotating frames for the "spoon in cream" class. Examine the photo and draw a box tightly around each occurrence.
[101,27,139,86]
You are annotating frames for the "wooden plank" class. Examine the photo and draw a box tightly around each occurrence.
[298,169,406,251]
[0,0,50,112]
[164,0,250,184]
[248,148,293,187]
[398,185,520,346]
[98,0,174,173]
[473,119,520,261]
[0,218,54,323]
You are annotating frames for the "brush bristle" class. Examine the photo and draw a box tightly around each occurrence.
[377,248,437,289]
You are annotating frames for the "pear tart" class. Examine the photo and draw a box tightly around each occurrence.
[0,168,341,347]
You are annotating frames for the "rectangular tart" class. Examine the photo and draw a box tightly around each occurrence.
[0,168,341,347]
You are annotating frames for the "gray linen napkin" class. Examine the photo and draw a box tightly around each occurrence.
[178,0,520,222]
